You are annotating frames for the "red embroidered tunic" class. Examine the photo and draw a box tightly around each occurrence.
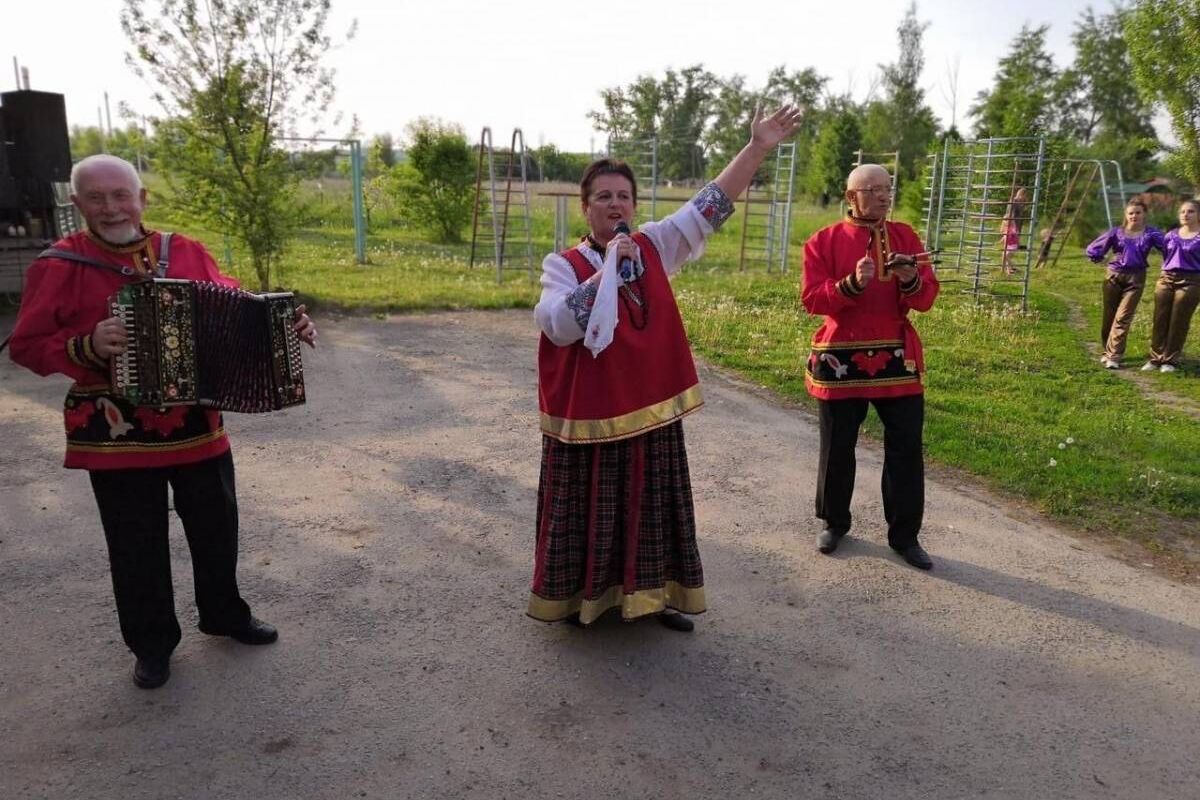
[801,219,939,400]
[8,230,235,469]
[538,232,702,443]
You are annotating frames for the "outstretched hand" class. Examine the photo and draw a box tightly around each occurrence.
[750,104,804,151]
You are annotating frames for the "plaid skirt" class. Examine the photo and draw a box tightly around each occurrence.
[527,420,706,624]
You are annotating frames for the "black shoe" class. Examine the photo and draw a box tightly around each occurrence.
[817,527,845,554]
[657,612,694,633]
[133,656,170,689]
[894,543,933,570]
[202,616,279,645]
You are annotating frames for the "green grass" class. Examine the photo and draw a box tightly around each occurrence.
[144,197,1200,544]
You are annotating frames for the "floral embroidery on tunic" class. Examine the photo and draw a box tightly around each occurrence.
[691,182,735,231]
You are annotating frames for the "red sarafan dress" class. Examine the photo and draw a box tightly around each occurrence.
[528,184,734,624]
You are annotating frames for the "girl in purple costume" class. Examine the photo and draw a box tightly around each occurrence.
[1143,199,1200,372]
[1085,200,1164,369]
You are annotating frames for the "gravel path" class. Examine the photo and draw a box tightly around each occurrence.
[2,310,1198,799]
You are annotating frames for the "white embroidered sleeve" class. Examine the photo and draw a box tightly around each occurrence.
[534,251,598,346]
[641,183,733,276]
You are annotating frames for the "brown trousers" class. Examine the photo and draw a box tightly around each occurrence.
[1101,269,1146,361]
[1149,271,1200,366]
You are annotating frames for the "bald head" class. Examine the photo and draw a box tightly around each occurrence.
[846,164,891,191]
[844,163,892,220]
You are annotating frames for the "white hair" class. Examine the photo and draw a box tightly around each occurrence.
[70,154,143,195]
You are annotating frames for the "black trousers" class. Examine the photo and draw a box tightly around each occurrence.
[815,394,925,549]
[88,450,251,660]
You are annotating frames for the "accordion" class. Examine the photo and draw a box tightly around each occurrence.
[108,278,306,412]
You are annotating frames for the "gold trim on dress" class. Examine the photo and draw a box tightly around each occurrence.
[809,339,903,350]
[540,384,704,444]
[805,374,921,389]
[66,428,227,453]
[527,581,707,624]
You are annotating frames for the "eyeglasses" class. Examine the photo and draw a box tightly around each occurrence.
[851,185,892,196]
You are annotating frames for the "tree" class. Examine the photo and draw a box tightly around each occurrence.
[703,75,756,172]
[70,126,107,159]
[387,118,474,243]
[1125,0,1200,190]
[805,98,863,201]
[861,3,939,185]
[121,0,348,289]
[70,124,153,168]
[763,66,828,188]
[590,65,717,182]
[369,133,397,174]
[533,144,590,183]
[969,24,1060,139]
[1059,6,1158,177]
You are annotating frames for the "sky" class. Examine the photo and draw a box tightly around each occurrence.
[4,0,1128,154]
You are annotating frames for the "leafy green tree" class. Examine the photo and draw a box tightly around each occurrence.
[969,24,1060,139]
[369,133,397,174]
[121,0,348,289]
[533,144,590,183]
[70,126,106,159]
[387,118,474,243]
[860,3,939,186]
[590,65,717,181]
[763,66,827,186]
[703,75,756,172]
[804,98,863,201]
[1125,0,1200,189]
[70,124,152,168]
[1059,6,1159,178]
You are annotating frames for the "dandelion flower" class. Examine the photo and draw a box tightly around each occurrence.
[1049,458,1058,467]
[1066,437,1074,445]
[1058,442,1066,450]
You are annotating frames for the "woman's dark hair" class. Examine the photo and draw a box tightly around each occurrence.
[580,158,638,205]
[1125,199,1148,212]
[1181,198,1200,214]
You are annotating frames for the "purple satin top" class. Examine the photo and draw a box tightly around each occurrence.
[1085,226,1164,272]
[1163,229,1200,272]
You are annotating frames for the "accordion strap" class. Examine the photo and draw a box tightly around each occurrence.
[37,248,147,278]
[2,235,175,354]
[37,232,174,279]
[156,233,173,277]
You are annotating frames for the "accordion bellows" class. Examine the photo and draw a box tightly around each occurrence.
[108,278,306,413]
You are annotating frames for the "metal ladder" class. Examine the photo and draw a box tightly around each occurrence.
[469,127,535,281]
[1041,161,1100,270]
[738,141,797,273]
[605,137,658,222]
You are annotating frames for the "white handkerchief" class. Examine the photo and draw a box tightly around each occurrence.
[583,246,621,357]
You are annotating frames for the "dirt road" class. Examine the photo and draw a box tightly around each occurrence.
[2,310,1198,799]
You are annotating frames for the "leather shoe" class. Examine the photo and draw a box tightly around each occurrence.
[817,527,845,554]
[657,612,694,632]
[202,616,279,645]
[894,543,933,570]
[133,656,170,689]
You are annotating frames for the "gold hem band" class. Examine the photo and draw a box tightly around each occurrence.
[541,385,703,444]
[527,581,707,625]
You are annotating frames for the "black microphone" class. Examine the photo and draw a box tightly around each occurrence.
[614,220,633,278]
